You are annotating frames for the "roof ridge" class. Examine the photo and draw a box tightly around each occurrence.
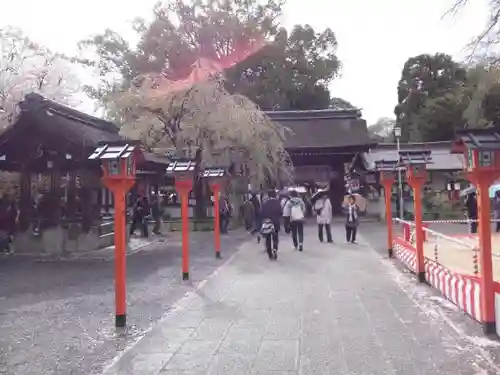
[20,93,119,134]
[265,109,362,121]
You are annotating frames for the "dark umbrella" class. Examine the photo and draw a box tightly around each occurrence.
[311,189,329,204]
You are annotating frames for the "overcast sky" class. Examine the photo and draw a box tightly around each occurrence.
[0,0,490,124]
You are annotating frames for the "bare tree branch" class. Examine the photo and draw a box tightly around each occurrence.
[442,0,469,19]
[0,26,81,129]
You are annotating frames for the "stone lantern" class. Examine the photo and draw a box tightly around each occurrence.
[375,159,398,258]
[88,142,139,328]
[452,128,500,334]
[166,158,196,280]
[398,150,432,284]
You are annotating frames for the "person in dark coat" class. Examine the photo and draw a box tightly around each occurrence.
[151,195,162,235]
[465,192,478,234]
[140,197,150,237]
[130,196,150,237]
[242,196,254,230]
[250,193,262,243]
[260,190,282,260]
[219,195,231,234]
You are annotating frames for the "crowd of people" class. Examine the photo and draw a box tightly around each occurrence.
[129,195,163,238]
[243,189,361,261]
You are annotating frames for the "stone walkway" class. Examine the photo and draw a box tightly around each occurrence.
[101,225,499,375]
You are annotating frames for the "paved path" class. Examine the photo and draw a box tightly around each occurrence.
[0,231,248,375]
[102,225,499,375]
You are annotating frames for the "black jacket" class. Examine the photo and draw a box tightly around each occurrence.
[260,197,282,230]
[465,194,478,217]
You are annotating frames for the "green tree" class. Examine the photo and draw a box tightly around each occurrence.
[414,91,468,142]
[482,83,500,123]
[394,53,467,141]
[80,0,340,111]
[329,97,355,110]
[225,24,340,110]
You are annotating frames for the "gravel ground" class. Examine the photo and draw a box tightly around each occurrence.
[0,230,249,375]
[361,221,500,366]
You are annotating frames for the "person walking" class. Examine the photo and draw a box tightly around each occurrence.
[283,190,306,251]
[219,195,231,234]
[344,194,360,243]
[280,193,291,234]
[129,197,143,237]
[250,193,262,244]
[140,196,150,238]
[242,196,255,231]
[314,193,333,243]
[130,196,150,237]
[151,195,163,235]
[260,190,282,260]
[465,192,478,234]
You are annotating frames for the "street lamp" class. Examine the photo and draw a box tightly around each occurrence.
[394,126,404,219]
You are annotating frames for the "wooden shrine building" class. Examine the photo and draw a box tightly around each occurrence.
[266,109,374,213]
[0,93,168,255]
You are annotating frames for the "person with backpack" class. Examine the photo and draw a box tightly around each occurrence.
[260,190,282,260]
[283,190,306,251]
[314,193,333,243]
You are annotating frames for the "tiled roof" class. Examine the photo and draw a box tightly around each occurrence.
[0,93,123,155]
[265,109,373,149]
[362,142,464,171]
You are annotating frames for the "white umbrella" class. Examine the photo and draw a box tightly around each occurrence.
[311,189,329,203]
[288,186,307,194]
[460,185,476,197]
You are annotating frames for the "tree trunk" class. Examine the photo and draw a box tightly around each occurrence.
[193,148,207,219]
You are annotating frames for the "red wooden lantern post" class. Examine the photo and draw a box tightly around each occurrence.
[167,160,195,280]
[89,142,139,327]
[452,129,500,334]
[203,167,228,259]
[398,150,432,283]
[375,160,397,258]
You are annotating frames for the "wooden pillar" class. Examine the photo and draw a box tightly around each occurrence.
[66,171,77,220]
[406,167,426,283]
[209,182,222,258]
[473,172,496,334]
[18,171,32,231]
[48,170,62,227]
[380,173,395,258]
[175,178,193,280]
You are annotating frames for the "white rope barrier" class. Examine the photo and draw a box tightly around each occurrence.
[392,218,500,273]
[422,219,500,224]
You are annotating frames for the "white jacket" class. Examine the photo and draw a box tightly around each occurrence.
[314,198,333,224]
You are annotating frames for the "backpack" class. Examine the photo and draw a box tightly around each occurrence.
[290,203,304,221]
[314,200,325,216]
[260,219,275,235]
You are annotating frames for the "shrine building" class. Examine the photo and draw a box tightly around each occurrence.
[266,108,374,213]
